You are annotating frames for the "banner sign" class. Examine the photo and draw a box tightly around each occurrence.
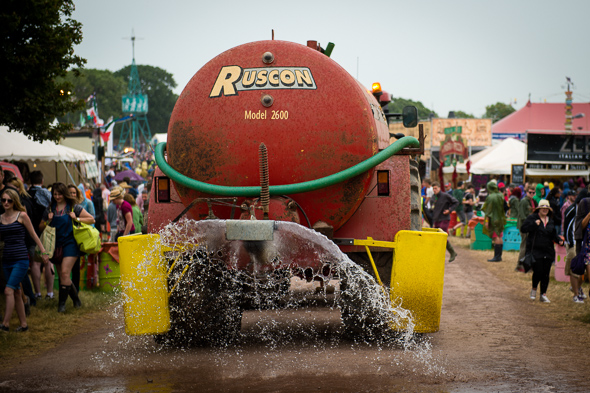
[527,132,590,162]
[432,119,492,147]
[440,127,468,166]
[122,94,149,114]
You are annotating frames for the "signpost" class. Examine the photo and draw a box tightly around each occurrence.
[511,164,525,185]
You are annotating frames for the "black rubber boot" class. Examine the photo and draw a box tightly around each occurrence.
[58,285,68,313]
[487,244,503,262]
[446,242,458,263]
[69,284,82,308]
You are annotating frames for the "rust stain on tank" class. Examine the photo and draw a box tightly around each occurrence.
[168,121,233,182]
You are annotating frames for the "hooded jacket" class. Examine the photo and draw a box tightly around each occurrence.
[533,183,545,205]
[482,181,506,236]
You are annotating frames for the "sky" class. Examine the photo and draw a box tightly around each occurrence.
[72,0,590,118]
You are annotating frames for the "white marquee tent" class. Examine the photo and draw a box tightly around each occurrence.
[152,133,167,146]
[0,126,97,185]
[443,138,526,175]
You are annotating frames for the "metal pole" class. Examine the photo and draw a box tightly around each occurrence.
[428,115,434,180]
[62,161,76,185]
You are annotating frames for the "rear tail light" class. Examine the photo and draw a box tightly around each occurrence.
[377,170,390,196]
[155,176,171,203]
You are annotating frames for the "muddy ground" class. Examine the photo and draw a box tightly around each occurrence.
[1,238,590,393]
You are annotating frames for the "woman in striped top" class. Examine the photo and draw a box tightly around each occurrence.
[0,188,49,332]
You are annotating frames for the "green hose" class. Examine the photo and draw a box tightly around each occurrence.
[154,136,420,197]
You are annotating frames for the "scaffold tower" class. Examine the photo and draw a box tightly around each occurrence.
[118,30,151,150]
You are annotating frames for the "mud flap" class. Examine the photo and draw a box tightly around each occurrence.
[390,228,447,333]
[119,234,170,335]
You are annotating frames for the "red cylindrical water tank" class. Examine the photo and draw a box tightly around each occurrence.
[167,40,389,230]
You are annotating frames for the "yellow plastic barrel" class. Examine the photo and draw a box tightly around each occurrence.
[118,234,170,335]
[390,228,447,333]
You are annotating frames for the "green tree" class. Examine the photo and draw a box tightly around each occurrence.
[452,110,475,119]
[59,69,127,126]
[0,0,86,142]
[384,97,438,121]
[484,102,515,123]
[114,65,178,135]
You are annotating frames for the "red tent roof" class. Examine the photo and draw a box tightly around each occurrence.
[492,101,590,133]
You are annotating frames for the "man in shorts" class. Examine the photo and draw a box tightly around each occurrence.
[432,181,459,262]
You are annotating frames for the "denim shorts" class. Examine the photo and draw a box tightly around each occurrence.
[3,260,29,290]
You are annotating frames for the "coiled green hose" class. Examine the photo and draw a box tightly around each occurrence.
[154,136,420,197]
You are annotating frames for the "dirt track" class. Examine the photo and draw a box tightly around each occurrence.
[1,239,590,393]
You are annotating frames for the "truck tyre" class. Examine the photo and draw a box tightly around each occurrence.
[155,255,243,347]
[409,156,422,231]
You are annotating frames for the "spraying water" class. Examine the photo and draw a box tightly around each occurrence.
[94,219,446,381]
[141,219,416,346]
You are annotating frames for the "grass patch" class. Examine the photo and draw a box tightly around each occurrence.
[450,236,590,330]
[0,288,119,368]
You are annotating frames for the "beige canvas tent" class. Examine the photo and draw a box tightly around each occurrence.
[0,126,98,185]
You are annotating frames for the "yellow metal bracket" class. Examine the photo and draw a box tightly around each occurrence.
[352,237,396,290]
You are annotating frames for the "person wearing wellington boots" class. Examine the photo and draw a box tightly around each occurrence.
[39,183,94,313]
[483,181,507,262]
[0,188,50,332]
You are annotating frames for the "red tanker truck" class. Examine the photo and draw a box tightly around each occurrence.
[118,39,447,346]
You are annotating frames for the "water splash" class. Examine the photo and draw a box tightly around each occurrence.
[92,218,446,378]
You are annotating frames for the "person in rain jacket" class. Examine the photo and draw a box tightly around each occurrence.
[508,187,521,219]
[77,183,95,220]
[483,181,506,262]
[533,183,545,205]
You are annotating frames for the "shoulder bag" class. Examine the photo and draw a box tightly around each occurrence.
[35,225,56,261]
[73,220,102,254]
[522,232,537,273]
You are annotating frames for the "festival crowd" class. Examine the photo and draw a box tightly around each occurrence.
[422,177,590,304]
[0,165,149,333]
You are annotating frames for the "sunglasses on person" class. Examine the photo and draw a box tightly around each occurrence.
[1,198,13,203]
[528,191,535,194]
